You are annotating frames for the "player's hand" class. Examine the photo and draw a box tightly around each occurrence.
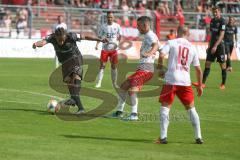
[196,86,203,97]
[32,43,37,49]
[157,65,165,79]
[95,46,98,50]
[211,46,217,54]
[158,70,165,79]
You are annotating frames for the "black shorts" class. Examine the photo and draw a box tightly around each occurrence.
[62,55,83,83]
[206,43,225,63]
[225,43,234,56]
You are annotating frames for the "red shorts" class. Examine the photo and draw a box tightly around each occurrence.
[127,70,153,91]
[100,50,118,64]
[159,85,194,105]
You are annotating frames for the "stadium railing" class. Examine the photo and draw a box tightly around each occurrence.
[0,4,239,41]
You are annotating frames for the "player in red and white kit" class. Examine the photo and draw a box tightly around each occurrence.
[156,26,204,144]
[113,16,159,120]
[95,11,122,88]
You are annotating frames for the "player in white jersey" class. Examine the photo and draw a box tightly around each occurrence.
[95,11,122,88]
[113,16,159,120]
[155,26,204,144]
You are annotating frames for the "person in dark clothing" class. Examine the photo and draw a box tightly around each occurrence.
[192,6,227,90]
[33,27,107,114]
[224,16,238,72]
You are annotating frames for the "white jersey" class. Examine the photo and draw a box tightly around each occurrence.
[137,30,159,72]
[161,38,200,86]
[98,22,122,50]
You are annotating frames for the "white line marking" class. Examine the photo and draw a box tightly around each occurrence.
[0,88,63,100]
[0,99,40,105]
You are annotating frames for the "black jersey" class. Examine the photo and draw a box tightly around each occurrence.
[210,17,226,46]
[224,24,237,43]
[45,32,83,63]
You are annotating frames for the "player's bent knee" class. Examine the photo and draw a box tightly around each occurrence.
[111,64,117,69]
[161,102,171,108]
[205,61,212,68]
[100,65,106,69]
[120,81,131,91]
[184,102,194,110]
[72,73,81,81]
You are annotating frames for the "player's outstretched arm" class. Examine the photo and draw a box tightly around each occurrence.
[32,40,48,49]
[95,41,100,50]
[194,66,203,97]
[82,35,108,43]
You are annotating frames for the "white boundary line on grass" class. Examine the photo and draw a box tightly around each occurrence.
[0,99,40,105]
[0,88,64,106]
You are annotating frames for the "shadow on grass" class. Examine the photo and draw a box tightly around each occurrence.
[0,108,50,115]
[62,134,152,143]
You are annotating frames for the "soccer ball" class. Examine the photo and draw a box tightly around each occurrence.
[47,99,60,114]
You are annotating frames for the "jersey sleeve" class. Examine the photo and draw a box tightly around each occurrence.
[220,18,226,31]
[191,51,200,66]
[70,32,81,42]
[149,33,158,44]
[234,27,238,34]
[44,34,54,43]
[160,41,171,55]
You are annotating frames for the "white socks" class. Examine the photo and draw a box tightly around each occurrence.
[160,106,202,140]
[160,106,170,139]
[96,68,118,87]
[111,68,118,85]
[188,107,202,139]
[130,93,138,114]
[116,90,127,112]
[96,69,104,86]
[117,92,138,115]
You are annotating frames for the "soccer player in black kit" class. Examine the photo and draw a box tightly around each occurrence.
[193,7,227,90]
[224,16,238,72]
[32,27,107,114]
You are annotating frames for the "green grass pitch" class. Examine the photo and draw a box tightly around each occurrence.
[0,58,239,160]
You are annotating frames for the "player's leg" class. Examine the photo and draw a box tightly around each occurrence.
[128,90,139,120]
[113,80,131,117]
[217,43,227,89]
[226,44,233,72]
[202,48,215,86]
[110,51,118,87]
[202,60,212,86]
[219,62,227,89]
[176,86,203,144]
[193,49,214,87]
[156,85,175,144]
[96,51,108,88]
[71,73,85,113]
[127,70,153,121]
[63,56,85,113]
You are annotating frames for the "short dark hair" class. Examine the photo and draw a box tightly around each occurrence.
[55,27,66,36]
[107,11,114,16]
[177,26,189,36]
[137,16,151,24]
[212,6,220,11]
